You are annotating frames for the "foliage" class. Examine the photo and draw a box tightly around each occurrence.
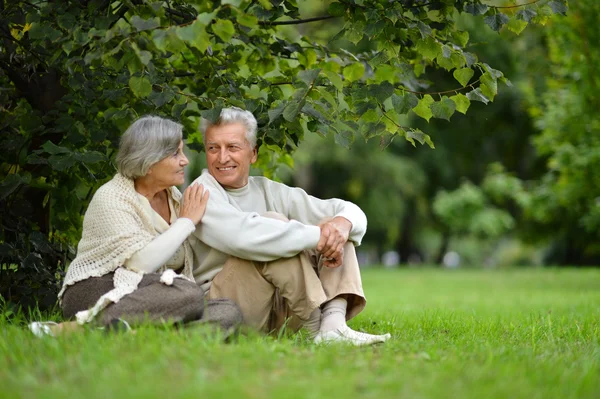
[433,177,514,238]
[0,0,567,308]
[469,0,600,264]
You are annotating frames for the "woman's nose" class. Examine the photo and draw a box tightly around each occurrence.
[180,153,189,166]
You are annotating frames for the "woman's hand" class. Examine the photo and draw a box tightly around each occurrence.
[180,183,210,225]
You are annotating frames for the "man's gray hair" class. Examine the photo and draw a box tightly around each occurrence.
[116,115,183,179]
[200,107,258,148]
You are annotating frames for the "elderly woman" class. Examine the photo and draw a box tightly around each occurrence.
[55,115,241,331]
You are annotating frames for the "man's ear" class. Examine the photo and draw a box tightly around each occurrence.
[251,146,258,164]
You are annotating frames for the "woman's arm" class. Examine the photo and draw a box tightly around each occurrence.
[124,218,195,273]
[125,183,209,273]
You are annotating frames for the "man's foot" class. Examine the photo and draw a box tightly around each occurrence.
[314,324,391,346]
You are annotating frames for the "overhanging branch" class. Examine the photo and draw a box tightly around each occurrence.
[259,16,337,26]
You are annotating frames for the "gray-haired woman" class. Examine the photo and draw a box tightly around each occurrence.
[38,115,242,335]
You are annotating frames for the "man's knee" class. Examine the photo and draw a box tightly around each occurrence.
[261,211,289,222]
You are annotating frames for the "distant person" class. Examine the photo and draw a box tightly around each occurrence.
[189,107,391,346]
[40,116,242,335]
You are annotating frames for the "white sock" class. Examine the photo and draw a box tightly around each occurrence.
[320,297,348,333]
[303,307,322,338]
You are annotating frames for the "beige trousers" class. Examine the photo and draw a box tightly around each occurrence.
[207,242,366,333]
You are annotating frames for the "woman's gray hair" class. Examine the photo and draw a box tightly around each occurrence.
[116,115,183,179]
[199,107,258,148]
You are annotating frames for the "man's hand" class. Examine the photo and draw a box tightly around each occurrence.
[317,217,352,268]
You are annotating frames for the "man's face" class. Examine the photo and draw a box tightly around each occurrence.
[205,123,257,189]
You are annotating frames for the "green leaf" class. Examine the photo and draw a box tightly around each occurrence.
[57,13,77,31]
[342,63,365,82]
[482,63,503,79]
[368,51,390,69]
[41,141,70,155]
[452,31,469,48]
[464,52,478,67]
[132,43,152,65]
[406,128,434,149]
[464,4,488,16]
[237,14,258,28]
[324,70,343,90]
[416,37,441,60]
[453,67,474,87]
[0,174,25,200]
[335,130,354,149]
[171,103,188,119]
[507,18,528,35]
[48,154,76,171]
[430,97,456,121]
[450,93,470,114]
[391,92,419,114]
[283,101,303,122]
[268,103,286,124]
[466,88,490,104]
[152,28,186,53]
[548,1,568,15]
[379,132,396,150]
[484,13,510,32]
[177,20,210,52]
[213,19,235,42]
[129,76,152,98]
[149,90,175,108]
[328,2,346,17]
[480,72,498,100]
[75,151,104,164]
[298,69,321,86]
[130,16,160,31]
[369,82,394,103]
[200,107,223,123]
[413,95,435,122]
[360,108,380,123]
[517,9,537,22]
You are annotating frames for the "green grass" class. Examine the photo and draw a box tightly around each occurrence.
[1,268,599,399]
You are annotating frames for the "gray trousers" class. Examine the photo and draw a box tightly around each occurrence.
[62,272,242,331]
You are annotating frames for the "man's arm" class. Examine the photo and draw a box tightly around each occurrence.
[262,179,368,246]
[191,173,321,261]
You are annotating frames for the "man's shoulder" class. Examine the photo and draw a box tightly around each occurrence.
[249,175,291,191]
[191,170,231,201]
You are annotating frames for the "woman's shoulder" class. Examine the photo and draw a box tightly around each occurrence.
[89,174,137,207]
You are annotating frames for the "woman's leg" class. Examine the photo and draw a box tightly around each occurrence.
[99,273,204,326]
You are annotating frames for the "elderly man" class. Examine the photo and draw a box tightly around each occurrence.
[189,107,390,346]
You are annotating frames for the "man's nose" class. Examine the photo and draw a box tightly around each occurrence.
[218,148,230,162]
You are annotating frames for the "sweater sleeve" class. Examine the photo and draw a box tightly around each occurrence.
[265,180,368,246]
[124,218,196,273]
[190,173,321,261]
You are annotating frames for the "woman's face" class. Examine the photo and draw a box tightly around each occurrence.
[148,141,189,186]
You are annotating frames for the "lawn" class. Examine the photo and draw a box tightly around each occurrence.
[1,268,599,399]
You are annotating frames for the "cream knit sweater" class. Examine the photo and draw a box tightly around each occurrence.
[59,173,195,324]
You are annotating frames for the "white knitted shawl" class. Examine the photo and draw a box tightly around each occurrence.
[58,173,194,324]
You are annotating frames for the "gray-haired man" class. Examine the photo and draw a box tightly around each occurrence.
[189,107,390,345]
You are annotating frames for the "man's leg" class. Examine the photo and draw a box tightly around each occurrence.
[312,242,391,345]
[208,254,327,333]
[316,242,366,320]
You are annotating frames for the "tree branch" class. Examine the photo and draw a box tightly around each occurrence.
[259,16,337,26]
